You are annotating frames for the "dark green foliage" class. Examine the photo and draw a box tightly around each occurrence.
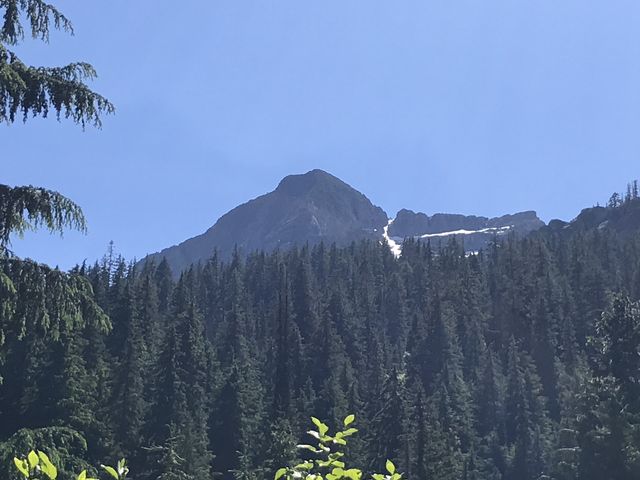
[0,184,87,251]
[1,3,115,473]
[0,427,89,479]
[5,205,640,479]
[0,257,109,344]
[575,294,640,480]
[0,182,103,386]
[0,0,114,127]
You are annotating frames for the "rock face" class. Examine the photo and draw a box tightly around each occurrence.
[544,198,640,236]
[142,170,389,273]
[387,209,545,252]
[141,169,547,273]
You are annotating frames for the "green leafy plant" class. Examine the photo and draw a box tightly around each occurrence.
[99,459,128,480]
[275,415,402,480]
[12,451,127,480]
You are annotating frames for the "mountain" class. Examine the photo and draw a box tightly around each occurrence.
[544,197,640,235]
[142,169,546,273]
[386,209,545,252]
[142,169,388,273]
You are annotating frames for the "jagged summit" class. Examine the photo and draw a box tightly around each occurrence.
[141,169,389,273]
[275,169,340,195]
[141,169,547,273]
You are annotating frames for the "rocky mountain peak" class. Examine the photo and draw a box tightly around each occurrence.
[141,170,547,273]
[275,169,339,196]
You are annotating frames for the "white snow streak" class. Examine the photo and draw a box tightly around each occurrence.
[418,225,512,238]
[382,219,403,258]
[381,221,513,258]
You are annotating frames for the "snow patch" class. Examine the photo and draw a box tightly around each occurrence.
[382,219,402,258]
[381,222,514,258]
[418,225,512,238]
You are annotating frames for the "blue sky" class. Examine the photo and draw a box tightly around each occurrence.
[3,0,640,269]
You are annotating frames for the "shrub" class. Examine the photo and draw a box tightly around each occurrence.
[275,415,403,480]
[11,450,127,480]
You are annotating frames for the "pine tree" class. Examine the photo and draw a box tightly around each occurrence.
[366,367,406,471]
[504,338,551,480]
[110,273,149,468]
[145,272,213,480]
[576,293,640,480]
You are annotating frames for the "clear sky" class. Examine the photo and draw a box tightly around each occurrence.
[3,0,640,270]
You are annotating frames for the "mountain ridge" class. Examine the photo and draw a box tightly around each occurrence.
[141,169,546,273]
[142,169,389,272]
[543,197,640,236]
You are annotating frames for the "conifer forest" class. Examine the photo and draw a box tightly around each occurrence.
[4,199,640,479]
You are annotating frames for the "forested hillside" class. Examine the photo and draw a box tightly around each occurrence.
[3,197,640,480]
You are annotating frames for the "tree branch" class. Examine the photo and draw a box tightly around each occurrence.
[0,44,115,127]
[0,183,87,250]
[1,0,72,45]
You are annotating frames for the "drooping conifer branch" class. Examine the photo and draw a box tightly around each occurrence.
[0,184,87,250]
[0,0,114,128]
[1,0,73,45]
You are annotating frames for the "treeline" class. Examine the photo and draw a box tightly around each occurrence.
[2,227,640,480]
[606,180,639,208]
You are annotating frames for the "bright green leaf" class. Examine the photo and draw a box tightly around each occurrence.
[101,465,119,480]
[77,471,87,480]
[344,469,362,480]
[117,459,128,477]
[27,451,39,469]
[297,444,321,453]
[37,452,57,480]
[14,458,29,478]
[343,414,355,426]
[385,461,395,475]
[275,468,288,480]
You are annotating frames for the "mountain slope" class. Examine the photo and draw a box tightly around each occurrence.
[387,209,544,252]
[142,169,388,273]
[142,169,548,273]
[545,197,640,236]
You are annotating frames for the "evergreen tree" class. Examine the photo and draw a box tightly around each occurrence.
[145,272,213,480]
